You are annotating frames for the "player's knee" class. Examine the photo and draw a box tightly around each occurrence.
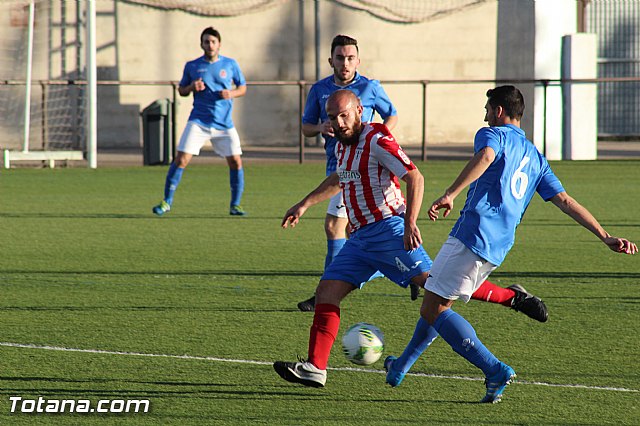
[324,217,346,239]
[315,280,350,305]
[226,155,242,170]
[420,295,443,325]
[175,152,191,168]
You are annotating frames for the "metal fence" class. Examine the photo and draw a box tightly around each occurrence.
[2,77,638,164]
[586,0,640,137]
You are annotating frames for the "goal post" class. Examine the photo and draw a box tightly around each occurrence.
[1,0,91,168]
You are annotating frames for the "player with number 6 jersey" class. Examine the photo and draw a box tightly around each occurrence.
[385,85,637,403]
[449,122,564,266]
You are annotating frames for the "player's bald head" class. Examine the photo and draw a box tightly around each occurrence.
[326,89,361,112]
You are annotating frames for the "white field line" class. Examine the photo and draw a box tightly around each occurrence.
[0,342,637,394]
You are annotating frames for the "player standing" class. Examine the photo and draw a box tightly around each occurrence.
[384,85,638,402]
[152,27,248,217]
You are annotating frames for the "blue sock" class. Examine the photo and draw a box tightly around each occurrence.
[230,168,244,207]
[393,317,439,373]
[325,238,346,270]
[164,163,184,205]
[432,309,501,377]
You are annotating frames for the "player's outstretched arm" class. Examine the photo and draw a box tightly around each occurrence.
[428,147,495,221]
[550,192,638,254]
[281,173,341,229]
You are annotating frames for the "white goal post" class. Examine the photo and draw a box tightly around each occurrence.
[1,0,95,169]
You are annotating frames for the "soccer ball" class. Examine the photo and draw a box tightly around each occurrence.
[341,322,384,365]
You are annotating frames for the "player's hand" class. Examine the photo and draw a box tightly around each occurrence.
[428,193,454,221]
[282,203,307,229]
[220,89,232,99]
[604,236,638,254]
[403,221,422,250]
[320,120,335,137]
[192,78,205,92]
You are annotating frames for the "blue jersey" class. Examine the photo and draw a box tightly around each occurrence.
[450,124,565,266]
[179,55,246,130]
[302,73,397,175]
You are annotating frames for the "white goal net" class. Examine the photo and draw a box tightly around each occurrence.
[0,0,87,166]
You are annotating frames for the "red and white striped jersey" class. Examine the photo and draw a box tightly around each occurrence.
[334,123,417,231]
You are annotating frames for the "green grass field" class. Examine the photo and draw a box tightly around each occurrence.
[0,160,638,425]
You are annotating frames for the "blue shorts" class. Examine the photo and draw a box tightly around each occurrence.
[321,216,433,288]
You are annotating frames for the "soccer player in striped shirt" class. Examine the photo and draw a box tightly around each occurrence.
[274,89,430,389]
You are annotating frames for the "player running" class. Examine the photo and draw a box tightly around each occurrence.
[274,89,431,389]
[296,35,398,311]
[152,27,248,217]
[383,85,637,402]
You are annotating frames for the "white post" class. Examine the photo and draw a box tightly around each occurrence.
[562,34,598,160]
[533,0,577,160]
[86,0,97,168]
[22,1,35,153]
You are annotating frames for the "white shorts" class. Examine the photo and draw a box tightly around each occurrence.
[177,121,242,157]
[424,236,497,303]
[327,192,347,218]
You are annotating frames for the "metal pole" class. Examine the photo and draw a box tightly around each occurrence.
[299,0,305,81]
[542,80,548,157]
[421,81,428,162]
[41,81,46,149]
[314,0,320,81]
[171,83,177,162]
[299,81,305,164]
[314,0,322,147]
[86,0,97,168]
[22,1,35,153]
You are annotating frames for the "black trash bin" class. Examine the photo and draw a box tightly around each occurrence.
[141,98,174,165]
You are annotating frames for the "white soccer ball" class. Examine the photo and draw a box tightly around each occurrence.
[341,322,384,365]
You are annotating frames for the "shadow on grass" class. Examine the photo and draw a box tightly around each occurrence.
[0,376,325,399]
[0,212,323,221]
[0,270,321,277]
[3,270,639,280]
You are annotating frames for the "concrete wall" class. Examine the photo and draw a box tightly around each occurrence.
[1,0,500,151]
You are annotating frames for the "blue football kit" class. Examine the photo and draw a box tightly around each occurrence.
[387,124,565,394]
[154,54,247,216]
[179,55,246,130]
[451,124,565,266]
[302,72,397,175]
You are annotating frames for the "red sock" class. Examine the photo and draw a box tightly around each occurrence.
[308,303,340,370]
[470,280,515,307]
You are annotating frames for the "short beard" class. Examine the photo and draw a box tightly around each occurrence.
[337,123,362,146]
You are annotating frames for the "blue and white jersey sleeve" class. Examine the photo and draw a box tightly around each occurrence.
[179,62,194,88]
[535,159,565,201]
[372,83,397,120]
[230,58,246,87]
[474,127,503,157]
[302,85,322,125]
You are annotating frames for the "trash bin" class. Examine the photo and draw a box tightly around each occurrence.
[141,98,174,165]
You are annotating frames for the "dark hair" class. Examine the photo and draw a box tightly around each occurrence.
[486,85,525,119]
[331,35,358,56]
[201,27,221,43]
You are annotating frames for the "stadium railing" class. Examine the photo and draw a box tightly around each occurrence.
[1,76,638,167]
